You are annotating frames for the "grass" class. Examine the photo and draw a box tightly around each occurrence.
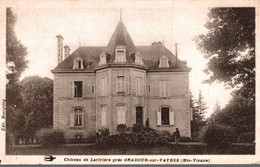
[6,144,255,155]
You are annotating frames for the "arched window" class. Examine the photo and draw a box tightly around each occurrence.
[70,107,85,128]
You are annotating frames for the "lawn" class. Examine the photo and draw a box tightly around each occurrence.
[6,144,255,155]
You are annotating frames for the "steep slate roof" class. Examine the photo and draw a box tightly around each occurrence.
[106,20,136,63]
[52,19,190,72]
[53,45,190,72]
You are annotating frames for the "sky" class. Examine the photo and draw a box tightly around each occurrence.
[7,0,256,117]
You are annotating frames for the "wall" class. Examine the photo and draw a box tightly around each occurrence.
[53,73,96,139]
[146,72,191,137]
[95,67,147,134]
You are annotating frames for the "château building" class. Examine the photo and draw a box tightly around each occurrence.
[51,13,192,139]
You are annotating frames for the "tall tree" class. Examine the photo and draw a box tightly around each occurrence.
[195,8,255,134]
[6,8,28,144]
[20,76,53,142]
[6,8,28,81]
[195,8,255,101]
[190,91,207,140]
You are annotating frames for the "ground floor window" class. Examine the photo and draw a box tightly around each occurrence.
[70,107,84,127]
[161,107,169,125]
[157,106,174,126]
[117,105,126,124]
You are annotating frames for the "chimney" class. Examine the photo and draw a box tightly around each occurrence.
[175,43,178,67]
[56,34,64,64]
[64,45,70,59]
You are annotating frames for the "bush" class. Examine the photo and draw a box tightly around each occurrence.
[117,124,127,133]
[180,137,192,142]
[96,126,169,149]
[202,124,235,148]
[133,123,143,133]
[36,128,65,147]
[237,132,255,143]
[100,128,109,137]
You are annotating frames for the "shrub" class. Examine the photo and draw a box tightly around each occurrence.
[96,126,169,149]
[180,137,192,142]
[86,135,96,143]
[202,124,235,148]
[100,128,110,137]
[6,132,15,146]
[237,132,255,143]
[36,128,65,147]
[133,123,143,133]
[117,124,127,133]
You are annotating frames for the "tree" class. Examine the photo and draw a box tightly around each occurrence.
[19,76,53,142]
[6,8,28,144]
[195,8,255,137]
[195,8,255,101]
[190,91,207,140]
[6,8,28,81]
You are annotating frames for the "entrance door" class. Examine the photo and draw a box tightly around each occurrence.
[136,106,143,125]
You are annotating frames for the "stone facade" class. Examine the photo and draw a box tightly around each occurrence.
[52,17,191,139]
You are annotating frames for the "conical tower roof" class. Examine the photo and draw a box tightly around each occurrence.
[106,20,136,56]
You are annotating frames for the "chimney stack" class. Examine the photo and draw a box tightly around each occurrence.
[64,45,70,59]
[56,34,64,64]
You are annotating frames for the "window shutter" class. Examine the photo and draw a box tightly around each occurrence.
[122,107,126,124]
[159,81,163,97]
[125,76,129,94]
[69,81,74,98]
[113,76,117,94]
[73,60,76,69]
[82,111,85,127]
[167,81,171,97]
[117,107,121,124]
[157,110,161,125]
[101,106,106,126]
[104,78,106,96]
[170,109,175,125]
[81,60,84,69]
[70,110,74,127]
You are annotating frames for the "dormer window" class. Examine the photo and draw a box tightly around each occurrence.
[159,56,169,68]
[73,58,84,69]
[115,49,126,63]
[99,53,107,65]
[135,52,143,65]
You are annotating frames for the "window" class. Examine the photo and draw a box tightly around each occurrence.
[74,81,83,98]
[135,53,143,65]
[157,107,174,126]
[73,58,84,69]
[99,53,106,65]
[115,49,126,62]
[159,56,169,68]
[77,61,81,69]
[101,105,107,127]
[100,77,106,96]
[70,81,83,98]
[70,107,84,127]
[113,76,129,95]
[117,76,125,94]
[117,105,126,124]
[136,77,142,96]
[92,85,95,94]
[159,80,171,97]
[161,107,169,125]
